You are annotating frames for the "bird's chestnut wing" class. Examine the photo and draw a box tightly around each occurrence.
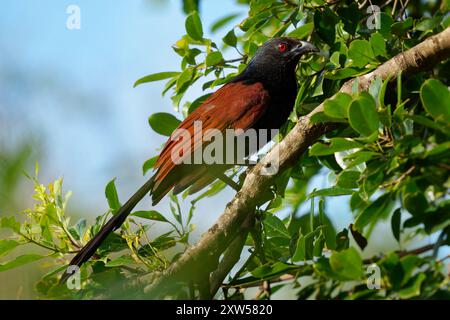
[150,81,270,204]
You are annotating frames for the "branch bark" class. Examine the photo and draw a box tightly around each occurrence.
[143,27,450,298]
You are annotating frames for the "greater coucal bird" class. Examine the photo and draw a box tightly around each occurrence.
[62,37,318,282]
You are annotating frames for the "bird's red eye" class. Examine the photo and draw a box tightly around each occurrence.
[278,43,287,53]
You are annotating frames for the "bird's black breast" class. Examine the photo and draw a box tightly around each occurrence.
[254,78,297,131]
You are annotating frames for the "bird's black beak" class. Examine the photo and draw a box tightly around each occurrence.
[291,41,319,57]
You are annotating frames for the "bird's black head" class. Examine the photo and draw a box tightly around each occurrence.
[253,37,319,68]
[240,37,319,86]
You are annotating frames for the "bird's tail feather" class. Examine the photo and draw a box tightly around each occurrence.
[60,177,155,284]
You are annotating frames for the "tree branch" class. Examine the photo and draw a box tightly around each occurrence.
[143,27,450,298]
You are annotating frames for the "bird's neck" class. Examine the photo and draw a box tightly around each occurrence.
[235,61,298,95]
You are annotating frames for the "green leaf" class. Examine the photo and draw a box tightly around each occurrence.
[182,0,199,14]
[105,255,136,267]
[397,274,426,299]
[205,51,224,67]
[323,93,352,119]
[348,40,375,68]
[185,11,203,41]
[251,262,297,279]
[211,13,240,33]
[264,215,290,239]
[132,210,168,223]
[391,17,413,36]
[420,79,450,123]
[0,240,20,257]
[343,151,378,169]
[313,232,325,256]
[176,67,195,90]
[355,193,392,230]
[336,170,360,189]
[370,33,387,57]
[134,72,179,88]
[329,51,340,67]
[426,141,450,157]
[379,75,392,109]
[378,13,394,38]
[415,17,441,31]
[288,22,314,39]
[403,192,428,216]
[222,29,237,47]
[73,219,87,241]
[0,254,45,272]
[105,179,121,213]
[292,235,306,262]
[310,138,363,156]
[348,93,379,136]
[325,67,362,80]
[329,248,364,281]
[391,208,401,242]
[314,8,338,46]
[409,115,446,133]
[142,156,158,175]
[148,112,182,136]
[0,216,20,233]
[337,2,361,35]
[308,187,354,198]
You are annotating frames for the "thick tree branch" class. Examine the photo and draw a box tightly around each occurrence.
[143,28,450,298]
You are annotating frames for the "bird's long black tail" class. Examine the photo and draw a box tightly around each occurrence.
[60,177,155,284]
